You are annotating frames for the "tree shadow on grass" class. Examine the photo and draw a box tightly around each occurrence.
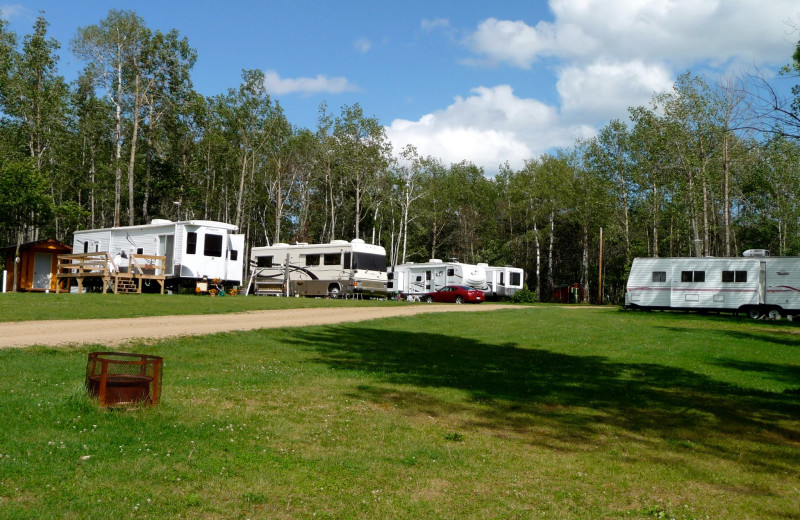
[282,324,800,473]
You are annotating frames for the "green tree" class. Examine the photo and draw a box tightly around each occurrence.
[0,159,52,290]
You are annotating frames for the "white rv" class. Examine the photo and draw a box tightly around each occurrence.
[484,265,525,299]
[624,250,800,318]
[248,239,387,298]
[72,219,245,287]
[388,260,488,297]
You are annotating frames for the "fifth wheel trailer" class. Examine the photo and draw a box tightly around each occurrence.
[388,260,488,297]
[72,219,244,288]
[624,251,800,318]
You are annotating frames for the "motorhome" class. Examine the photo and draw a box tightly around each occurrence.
[484,265,525,299]
[624,250,800,318]
[388,260,488,297]
[71,219,244,288]
[248,239,387,298]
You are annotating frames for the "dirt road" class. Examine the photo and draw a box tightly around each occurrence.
[0,304,523,348]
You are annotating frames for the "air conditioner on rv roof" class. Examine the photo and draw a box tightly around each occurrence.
[742,249,770,257]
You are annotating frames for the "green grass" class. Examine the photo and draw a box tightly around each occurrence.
[0,292,410,322]
[1,306,799,519]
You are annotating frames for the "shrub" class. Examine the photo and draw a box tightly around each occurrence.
[511,287,537,303]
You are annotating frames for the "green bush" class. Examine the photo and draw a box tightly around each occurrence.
[511,287,537,303]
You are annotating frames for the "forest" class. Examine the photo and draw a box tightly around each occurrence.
[1,10,800,303]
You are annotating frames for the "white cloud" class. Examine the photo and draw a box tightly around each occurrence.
[557,60,674,119]
[0,4,27,20]
[386,85,594,173]
[467,0,798,69]
[353,38,371,54]
[421,17,451,32]
[263,70,359,96]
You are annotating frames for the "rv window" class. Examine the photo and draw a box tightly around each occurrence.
[83,241,88,254]
[324,253,340,266]
[204,234,223,257]
[415,275,422,282]
[725,270,747,282]
[426,271,432,281]
[343,252,351,269]
[387,272,393,280]
[500,272,505,285]
[447,268,455,276]
[510,272,521,286]
[136,248,143,255]
[256,256,273,268]
[305,254,320,266]
[230,250,238,261]
[681,270,705,282]
[186,232,197,254]
[352,252,387,272]
[652,271,666,283]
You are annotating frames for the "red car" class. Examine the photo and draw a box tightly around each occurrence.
[425,285,484,304]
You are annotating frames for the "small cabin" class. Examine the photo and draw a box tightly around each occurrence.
[552,283,584,304]
[1,238,72,292]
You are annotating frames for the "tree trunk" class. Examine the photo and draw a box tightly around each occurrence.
[547,210,555,295]
[127,75,141,226]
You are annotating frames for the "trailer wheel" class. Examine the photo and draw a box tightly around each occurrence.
[328,285,340,298]
[426,295,434,303]
[768,308,781,320]
[747,307,762,319]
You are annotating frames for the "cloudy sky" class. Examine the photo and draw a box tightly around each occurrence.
[2,0,799,173]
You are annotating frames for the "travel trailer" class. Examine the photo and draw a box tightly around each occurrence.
[624,250,800,318]
[484,265,525,299]
[388,260,488,297]
[248,239,387,298]
[71,219,244,288]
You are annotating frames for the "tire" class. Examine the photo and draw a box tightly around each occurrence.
[328,285,340,298]
[455,296,463,304]
[426,295,434,303]
[768,308,781,320]
[747,307,762,320]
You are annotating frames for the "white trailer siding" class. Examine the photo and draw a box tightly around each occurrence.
[765,257,800,310]
[626,256,800,316]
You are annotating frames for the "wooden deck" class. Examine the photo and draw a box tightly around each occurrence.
[55,252,167,294]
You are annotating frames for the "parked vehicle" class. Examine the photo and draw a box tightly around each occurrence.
[248,239,387,298]
[388,260,488,297]
[484,265,525,299]
[71,219,244,288]
[624,250,800,318]
[425,285,485,304]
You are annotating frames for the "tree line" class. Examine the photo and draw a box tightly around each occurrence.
[1,10,799,302]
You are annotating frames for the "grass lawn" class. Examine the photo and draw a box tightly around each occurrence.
[0,292,407,322]
[0,306,798,519]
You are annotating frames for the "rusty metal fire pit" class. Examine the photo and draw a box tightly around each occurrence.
[86,352,162,407]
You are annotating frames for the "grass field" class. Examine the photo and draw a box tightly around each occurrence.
[0,292,405,322]
[0,305,798,519]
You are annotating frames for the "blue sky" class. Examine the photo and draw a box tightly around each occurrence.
[2,0,799,173]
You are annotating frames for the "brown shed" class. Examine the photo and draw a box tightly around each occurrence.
[1,239,72,292]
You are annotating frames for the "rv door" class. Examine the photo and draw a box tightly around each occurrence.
[158,234,175,276]
[759,261,766,305]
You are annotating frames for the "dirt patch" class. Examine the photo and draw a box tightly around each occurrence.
[0,304,524,349]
